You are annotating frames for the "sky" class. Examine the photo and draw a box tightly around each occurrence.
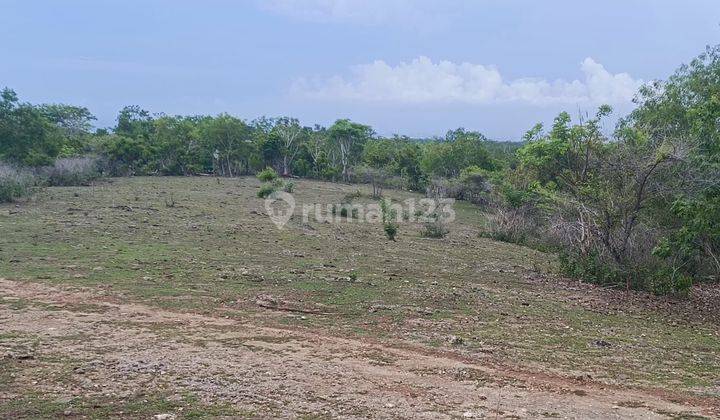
[1,0,720,140]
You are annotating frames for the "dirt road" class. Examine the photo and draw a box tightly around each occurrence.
[0,279,715,419]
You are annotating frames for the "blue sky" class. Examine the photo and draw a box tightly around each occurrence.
[2,1,719,139]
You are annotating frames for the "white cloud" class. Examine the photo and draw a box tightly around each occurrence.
[291,56,643,106]
[258,0,455,27]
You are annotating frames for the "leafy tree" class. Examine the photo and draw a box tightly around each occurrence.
[200,114,253,177]
[96,134,150,176]
[273,117,305,176]
[0,88,61,166]
[152,116,205,175]
[420,128,495,178]
[328,119,373,181]
[115,105,154,140]
[627,45,720,282]
[37,104,96,156]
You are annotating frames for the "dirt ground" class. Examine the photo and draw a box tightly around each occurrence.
[1,278,716,419]
[1,177,719,418]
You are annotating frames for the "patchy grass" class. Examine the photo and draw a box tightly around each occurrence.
[0,176,718,396]
[0,392,243,419]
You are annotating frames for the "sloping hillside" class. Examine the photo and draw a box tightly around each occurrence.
[1,177,718,418]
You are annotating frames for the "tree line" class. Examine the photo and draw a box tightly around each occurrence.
[2,45,720,295]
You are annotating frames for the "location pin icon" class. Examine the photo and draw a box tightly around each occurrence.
[264,191,295,229]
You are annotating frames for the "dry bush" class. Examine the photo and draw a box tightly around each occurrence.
[0,162,35,202]
[41,157,100,186]
[420,216,449,238]
[483,206,535,244]
[426,176,490,206]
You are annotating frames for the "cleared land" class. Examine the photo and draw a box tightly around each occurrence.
[0,177,718,418]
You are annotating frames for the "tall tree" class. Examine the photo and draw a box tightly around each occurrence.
[200,114,252,177]
[273,117,305,176]
[0,88,61,166]
[328,119,373,181]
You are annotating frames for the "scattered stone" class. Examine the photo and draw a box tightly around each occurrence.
[153,414,176,420]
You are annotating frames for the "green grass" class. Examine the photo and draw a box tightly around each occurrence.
[0,176,718,395]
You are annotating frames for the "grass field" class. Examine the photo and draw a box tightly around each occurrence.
[1,177,718,418]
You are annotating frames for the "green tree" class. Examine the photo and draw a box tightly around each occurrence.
[200,114,253,177]
[0,88,62,166]
[115,105,154,140]
[152,116,205,175]
[328,119,373,181]
[273,117,305,176]
[420,128,495,178]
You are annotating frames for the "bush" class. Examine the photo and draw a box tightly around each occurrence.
[40,157,100,186]
[483,207,533,244]
[421,215,449,238]
[332,204,358,219]
[0,163,35,202]
[257,167,279,182]
[384,223,398,241]
[257,184,276,198]
[380,199,399,241]
[283,181,295,193]
[343,190,362,202]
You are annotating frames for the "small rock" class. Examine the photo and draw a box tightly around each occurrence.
[63,409,73,416]
[154,414,176,420]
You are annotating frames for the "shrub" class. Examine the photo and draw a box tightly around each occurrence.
[483,207,533,244]
[421,215,449,238]
[380,199,399,241]
[331,204,358,219]
[257,167,279,182]
[384,223,398,241]
[0,163,35,202]
[354,164,389,198]
[426,170,491,205]
[283,181,295,193]
[343,190,362,202]
[40,157,100,186]
[257,184,276,198]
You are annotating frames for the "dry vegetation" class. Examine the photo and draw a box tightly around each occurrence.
[1,177,719,418]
